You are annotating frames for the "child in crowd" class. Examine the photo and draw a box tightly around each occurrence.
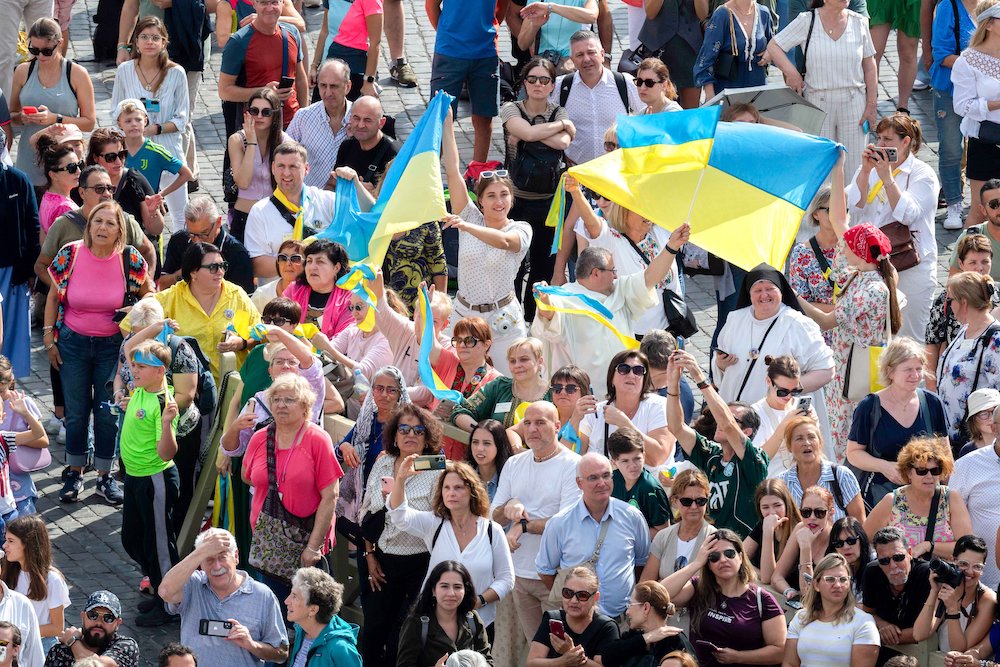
[608,427,671,538]
[119,339,180,627]
[0,356,48,518]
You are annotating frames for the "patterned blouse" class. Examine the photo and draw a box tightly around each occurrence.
[788,240,835,306]
[926,289,1000,346]
[888,485,954,550]
[383,220,448,311]
[359,454,443,555]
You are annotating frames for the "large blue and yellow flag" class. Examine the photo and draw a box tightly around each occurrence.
[315,93,454,265]
[559,107,841,270]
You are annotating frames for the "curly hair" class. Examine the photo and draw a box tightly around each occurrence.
[895,436,954,481]
[383,404,443,457]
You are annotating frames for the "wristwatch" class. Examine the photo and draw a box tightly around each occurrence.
[56,114,63,124]
[64,633,79,647]
[478,594,486,607]
[365,75,376,83]
[520,518,528,533]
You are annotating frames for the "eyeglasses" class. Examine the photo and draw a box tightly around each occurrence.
[912,465,943,476]
[270,357,298,368]
[877,553,907,566]
[800,507,828,519]
[479,170,509,180]
[975,410,995,421]
[187,227,216,241]
[583,472,612,483]
[137,33,164,42]
[397,424,427,436]
[678,496,709,507]
[200,262,229,273]
[604,141,619,152]
[821,575,850,585]
[774,386,804,398]
[81,184,115,195]
[707,548,738,563]
[635,77,663,88]
[958,560,986,572]
[550,383,580,394]
[262,316,290,327]
[451,336,481,348]
[248,106,274,117]
[524,75,552,85]
[348,304,366,312]
[52,160,85,174]
[616,363,646,376]
[831,536,860,549]
[988,199,1000,210]
[372,384,399,395]
[599,266,618,276]
[277,253,303,264]
[98,150,128,163]
[561,587,596,601]
[86,611,117,623]
[27,45,57,57]
[271,397,300,407]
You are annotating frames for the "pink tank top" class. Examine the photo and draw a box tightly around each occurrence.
[237,130,290,201]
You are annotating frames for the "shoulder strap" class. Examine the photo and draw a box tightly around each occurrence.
[611,71,631,113]
[26,58,36,83]
[809,236,833,287]
[623,234,652,266]
[487,521,493,545]
[65,58,77,99]
[950,0,962,55]
[547,107,559,123]
[587,517,612,566]
[465,611,476,638]
[363,139,393,183]
[829,464,846,513]
[802,10,816,76]
[420,615,429,647]
[735,317,780,402]
[269,195,298,227]
[970,324,1000,394]
[516,102,530,123]
[869,394,881,451]
[917,389,932,435]
[756,583,762,617]
[559,73,576,107]
[925,486,942,545]
[279,25,290,78]
[432,517,445,549]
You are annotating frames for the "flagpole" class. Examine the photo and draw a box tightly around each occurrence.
[683,167,708,224]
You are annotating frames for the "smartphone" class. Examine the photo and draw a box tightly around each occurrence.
[786,599,804,610]
[437,399,457,415]
[143,98,161,113]
[797,396,812,412]
[247,397,256,413]
[715,349,729,357]
[882,146,898,162]
[0,643,8,661]
[279,75,295,90]
[548,619,566,640]
[380,476,394,494]
[413,454,446,471]
[695,640,721,652]
[21,106,37,115]
[199,619,233,637]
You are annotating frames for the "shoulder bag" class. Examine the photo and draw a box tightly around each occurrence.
[842,286,892,401]
[547,519,611,606]
[714,8,740,81]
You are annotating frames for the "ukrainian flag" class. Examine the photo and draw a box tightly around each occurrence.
[564,107,841,271]
[316,93,454,265]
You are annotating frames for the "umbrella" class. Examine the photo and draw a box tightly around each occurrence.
[704,83,827,136]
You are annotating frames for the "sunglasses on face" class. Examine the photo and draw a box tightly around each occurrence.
[479,170,509,180]
[708,548,738,563]
[451,336,481,348]
[248,106,274,117]
[550,383,580,394]
[561,587,596,602]
[821,575,850,585]
[53,160,85,174]
[397,424,427,436]
[800,507,828,519]
[82,184,115,195]
[98,150,128,163]
[524,75,552,85]
[878,553,907,566]
[912,465,943,476]
[348,304,366,312]
[262,316,290,327]
[28,45,57,57]
[635,77,662,88]
[678,496,709,507]
[86,611,117,623]
[616,363,646,376]
[200,262,229,273]
[832,536,860,549]
[277,253,304,264]
[987,199,1000,211]
[774,386,804,398]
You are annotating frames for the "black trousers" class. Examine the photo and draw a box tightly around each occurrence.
[512,195,556,323]
[170,423,202,535]
[121,467,180,591]
[360,551,431,666]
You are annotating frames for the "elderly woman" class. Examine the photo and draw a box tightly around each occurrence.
[864,437,973,559]
[783,553,880,667]
[788,189,835,339]
[959,389,1000,457]
[603,581,696,667]
[284,240,354,339]
[844,113,939,343]
[936,272,1000,443]
[286,567,362,667]
[712,264,835,456]
[443,114,532,374]
[771,486,838,606]
[825,517,872,602]
[694,0,775,98]
[579,350,673,468]
[388,458,514,630]
[846,338,948,508]
[357,404,445,666]
[85,128,164,244]
[252,240,305,313]
[45,200,150,504]
[663,529,786,667]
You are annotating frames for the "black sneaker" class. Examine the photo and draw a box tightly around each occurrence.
[60,470,82,503]
[138,597,159,613]
[95,475,124,505]
[135,601,179,627]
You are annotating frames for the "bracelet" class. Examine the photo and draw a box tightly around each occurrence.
[944,612,962,620]
[665,245,679,255]
[798,562,813,570]
[782,587,797,599]
[240,337,248,351]
[42,326,53,332]
[478,594,486,607]
[696,379,711,390]
[306,545,323,555]
[665,390,678,396]
[155,123,162,135]
[246,142,258,146]
[117,44,130,51]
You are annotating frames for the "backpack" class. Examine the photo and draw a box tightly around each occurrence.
[419,611,479,647]
[506,103,565,194]
[169,335,218,417]
[559,70,631,113]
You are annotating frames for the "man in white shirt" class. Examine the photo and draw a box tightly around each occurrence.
[532,227,688,397]
[287,59,353,189]
[951,412,1000,590]
[491,401,581,642]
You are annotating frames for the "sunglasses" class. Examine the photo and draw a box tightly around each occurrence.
[831,536,860,549]
[248,106,274,117]
[479,170,509,180]
[635,77,662,88]
[878,553,907,566]
[561,587,596,602]
[98,150,128,163]
[397,424,427,435]
[28,45,57,57]
[958,560,986,572]
[550,383,580,394]
[200,262,229,273]
[82,184,115,195]
[262,316,290,327]
[277,253,303,264]
[821,575,850,585]
[616,363,646,376]
[800,507,828,519]
[451,336,481,348]
[86,611,117,623]
[348,304,366,312]
[774,386,804,398]
[604,141,618,152]
[912,466,943,476]
[52,160,85,174]
[707,548,738,563]
[678,497,708,507]
[524,75,552,85]
[988,199,1000,211]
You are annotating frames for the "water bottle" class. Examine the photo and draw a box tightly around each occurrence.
[352,369,371,398]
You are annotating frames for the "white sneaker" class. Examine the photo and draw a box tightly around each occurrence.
[56,422,66,445]
[944,202,965,230]
[45,415,62,435]
[912,79,931,92]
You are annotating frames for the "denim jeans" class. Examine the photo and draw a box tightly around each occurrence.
[56,325,123,471]
[934,89,964,205]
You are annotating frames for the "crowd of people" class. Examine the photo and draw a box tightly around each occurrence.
[0,0,1000,665]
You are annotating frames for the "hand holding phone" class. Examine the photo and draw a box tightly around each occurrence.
[21,106,37,115]
[413,454,446,471]
[548,619,566,640]
[695,639,721,652]
[199,619,234,637]
[796,396,812,413]
[279,75,295,90]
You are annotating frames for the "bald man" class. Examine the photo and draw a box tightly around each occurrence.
[333,95,397,192]
[491,401,582,642]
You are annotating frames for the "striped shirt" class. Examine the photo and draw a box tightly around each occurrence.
[286,99,352,188]
[772,10,875,91]
[778,461,861,521]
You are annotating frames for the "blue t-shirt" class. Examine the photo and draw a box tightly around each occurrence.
[434,0,498,60]
[930,0,975,95]
[125,138,182,191]
[530,0,588,58]
[320,0,354,60]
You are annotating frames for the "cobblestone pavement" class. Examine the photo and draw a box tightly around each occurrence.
[9,0,965,662]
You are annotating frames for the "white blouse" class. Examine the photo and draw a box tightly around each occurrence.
[456,201,532,306]
[110,61,190,159]
[772,10,875,91]
[952,48,1000,140]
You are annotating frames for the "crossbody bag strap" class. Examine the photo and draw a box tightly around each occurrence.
[970,323,999,394]
[587,518,612,566]
[949,0,962,55]
[802,10,816,76]
[265,423,279,492]
[736,318,779,402]
[924,486,942,545]
[809,236,833,288]
[623,233,652,266]
[726,8,737,57]
[917,389,932,434]
[280,25,290,78]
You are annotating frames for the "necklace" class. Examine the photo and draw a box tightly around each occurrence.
[533,448,559,463]
[136,63,162,92]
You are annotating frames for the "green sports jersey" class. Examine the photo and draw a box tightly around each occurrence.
[121,387,177,477]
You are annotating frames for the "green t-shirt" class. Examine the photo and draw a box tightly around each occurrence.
[121,387,178,477]
[612,468,672,529]
[687,433,768,539]
[948,223,1000,281]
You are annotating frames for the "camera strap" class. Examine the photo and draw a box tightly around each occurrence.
[924,486,942,549]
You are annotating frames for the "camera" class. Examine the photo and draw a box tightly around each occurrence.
[929,558,964,588]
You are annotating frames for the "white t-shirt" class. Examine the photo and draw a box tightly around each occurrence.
[580,395,672,468]
[456,202,531,306]
[244,186,337,259]
[16,570,70,628]
[675,537,696,568]
[751,397,798,478]
[787,608,880,667]
[490,447,582,578]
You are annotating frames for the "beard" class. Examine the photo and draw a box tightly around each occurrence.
[82,627,112,653]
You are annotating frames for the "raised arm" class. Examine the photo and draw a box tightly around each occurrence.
[674,349,747,458]
[665,353,698,455]
[441,111,469,214]
[643,223,689,290]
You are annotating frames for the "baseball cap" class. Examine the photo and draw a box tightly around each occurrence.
[84,590,122,619]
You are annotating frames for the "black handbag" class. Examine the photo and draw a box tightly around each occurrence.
[979,120,1000,145]
[714,8,740,81]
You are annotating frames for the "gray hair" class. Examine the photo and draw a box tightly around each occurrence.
[570,29,600,47]
[184,196,219,225]
[445,651,490,667]
[291,567,344,623]
[639,329,677,370]
[130,298,165,330]
[577,452,611,478]
[577,247,613,281]
[873,526,906,548]
[194,528,238,556]
[318,58,351,81]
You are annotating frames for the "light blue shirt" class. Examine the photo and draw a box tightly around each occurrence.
[529,0,588,57]
[778,460,862,522]
[536,497,650,617]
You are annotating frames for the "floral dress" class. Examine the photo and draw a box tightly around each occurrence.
[936,321,1000,438]
[788,240,836,345]
[888,485,954,550]
[825,240,890,462]
[926,289,1000,348]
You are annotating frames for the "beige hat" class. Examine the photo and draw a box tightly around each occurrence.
[967,388,1000,421]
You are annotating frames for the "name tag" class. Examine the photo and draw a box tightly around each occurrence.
[496,402,512,414]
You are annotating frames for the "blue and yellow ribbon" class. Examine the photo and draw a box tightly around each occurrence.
[132,349,165,367]
[336,264,378,332]
[544,173,568,254]
[533,285,640,351]
[417,284,462,404]
[558,421,583,454]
